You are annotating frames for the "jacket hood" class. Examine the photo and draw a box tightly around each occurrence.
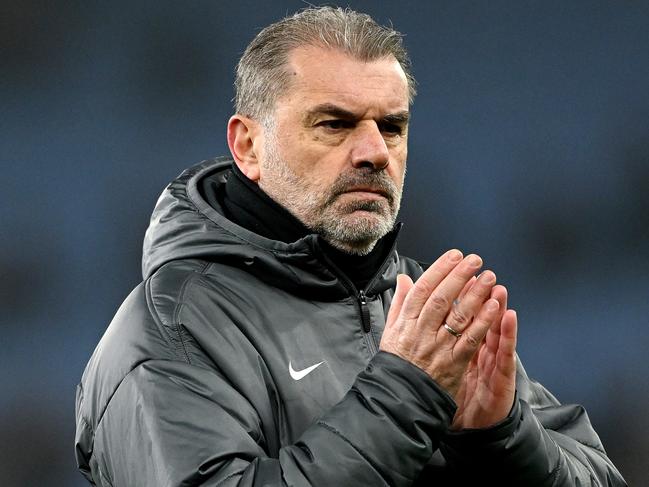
[142,157,402,299]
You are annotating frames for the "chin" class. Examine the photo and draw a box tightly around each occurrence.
[323,214,391,253]
[326,237,378,256]
[343,210,389,232]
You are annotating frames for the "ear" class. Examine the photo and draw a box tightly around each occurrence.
[227,115,263,182]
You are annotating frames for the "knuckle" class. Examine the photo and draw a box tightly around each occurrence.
[463,332,481,348]
[414,279,435,298]
[449,307,470,326]
[428,294,450,313]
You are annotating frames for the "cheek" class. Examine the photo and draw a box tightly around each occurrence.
[290,149,345,186]
[389,155,407,186]
[302,170,335,194]
[277,134,324,175]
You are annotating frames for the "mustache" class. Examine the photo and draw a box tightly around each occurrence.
[326,170,398,204]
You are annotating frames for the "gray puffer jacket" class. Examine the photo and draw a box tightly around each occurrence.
[75,158,626,486]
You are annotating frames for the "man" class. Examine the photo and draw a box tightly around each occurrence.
[75,7,626,486]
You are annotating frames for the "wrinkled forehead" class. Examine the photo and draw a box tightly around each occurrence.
[277,46,410,115]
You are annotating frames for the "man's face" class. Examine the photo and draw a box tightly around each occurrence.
[257,46,410,255]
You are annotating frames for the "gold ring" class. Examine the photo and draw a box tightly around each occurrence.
[443,322,462,338]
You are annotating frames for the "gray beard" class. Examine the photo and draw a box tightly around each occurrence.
[309,193,397,255]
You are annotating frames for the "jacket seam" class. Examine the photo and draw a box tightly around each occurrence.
[146,261,212,364]
[171,262,212,365]
[171,260,212,324]
[174,322,192,365]
[145,278,179,351]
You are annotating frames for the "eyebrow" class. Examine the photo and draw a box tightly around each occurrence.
[383,111,411,125]
[305,103,410,125]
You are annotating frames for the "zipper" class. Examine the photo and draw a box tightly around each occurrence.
[358,289,371,333]
[313,244,377,350]
[357,288,378,356]
[311,231,402,356]
[354,231,400,349]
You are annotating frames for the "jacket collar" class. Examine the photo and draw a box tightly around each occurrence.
[142,157,403,300]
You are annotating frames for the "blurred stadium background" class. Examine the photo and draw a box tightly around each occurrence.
[1,1,647,485]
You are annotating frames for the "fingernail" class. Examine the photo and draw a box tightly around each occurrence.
[448,249,462,262]
[467,254,482,267]
[487,300,499,311]
[480,271,495,284]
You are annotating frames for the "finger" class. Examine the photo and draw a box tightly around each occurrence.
[400,249,463,320]
[490,285,508,316]
[457,275,477,302]
[444,270,496,336]
[387,274,414,323]
[418,254,484,331]
[485,285,507,350]
[476,336,491,371]
[379,274,413,353]
[496,309,518,373]
[454,298,500,361]
[448,276,478,340]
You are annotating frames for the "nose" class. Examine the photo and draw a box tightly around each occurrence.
[350,122,390,170]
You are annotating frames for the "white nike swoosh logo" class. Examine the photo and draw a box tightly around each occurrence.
[289,361,325,380]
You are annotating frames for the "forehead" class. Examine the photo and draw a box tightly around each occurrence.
[280,46,409,115]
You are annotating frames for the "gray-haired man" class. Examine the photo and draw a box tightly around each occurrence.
[75,7,626,486]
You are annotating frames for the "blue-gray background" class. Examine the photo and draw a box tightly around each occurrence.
[2,1,647,485]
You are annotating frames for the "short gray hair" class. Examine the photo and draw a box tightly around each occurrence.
[234,6,416,122]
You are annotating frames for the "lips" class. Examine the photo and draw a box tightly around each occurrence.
[327,171,397,206]
[343,186,390,199]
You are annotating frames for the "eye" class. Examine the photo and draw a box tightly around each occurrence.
[318,119,355,130]
[379,122,404,136]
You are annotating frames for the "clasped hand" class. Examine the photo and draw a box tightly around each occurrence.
[380,249,518,430]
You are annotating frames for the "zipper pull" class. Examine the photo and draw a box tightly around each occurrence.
[358,290,371,333]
